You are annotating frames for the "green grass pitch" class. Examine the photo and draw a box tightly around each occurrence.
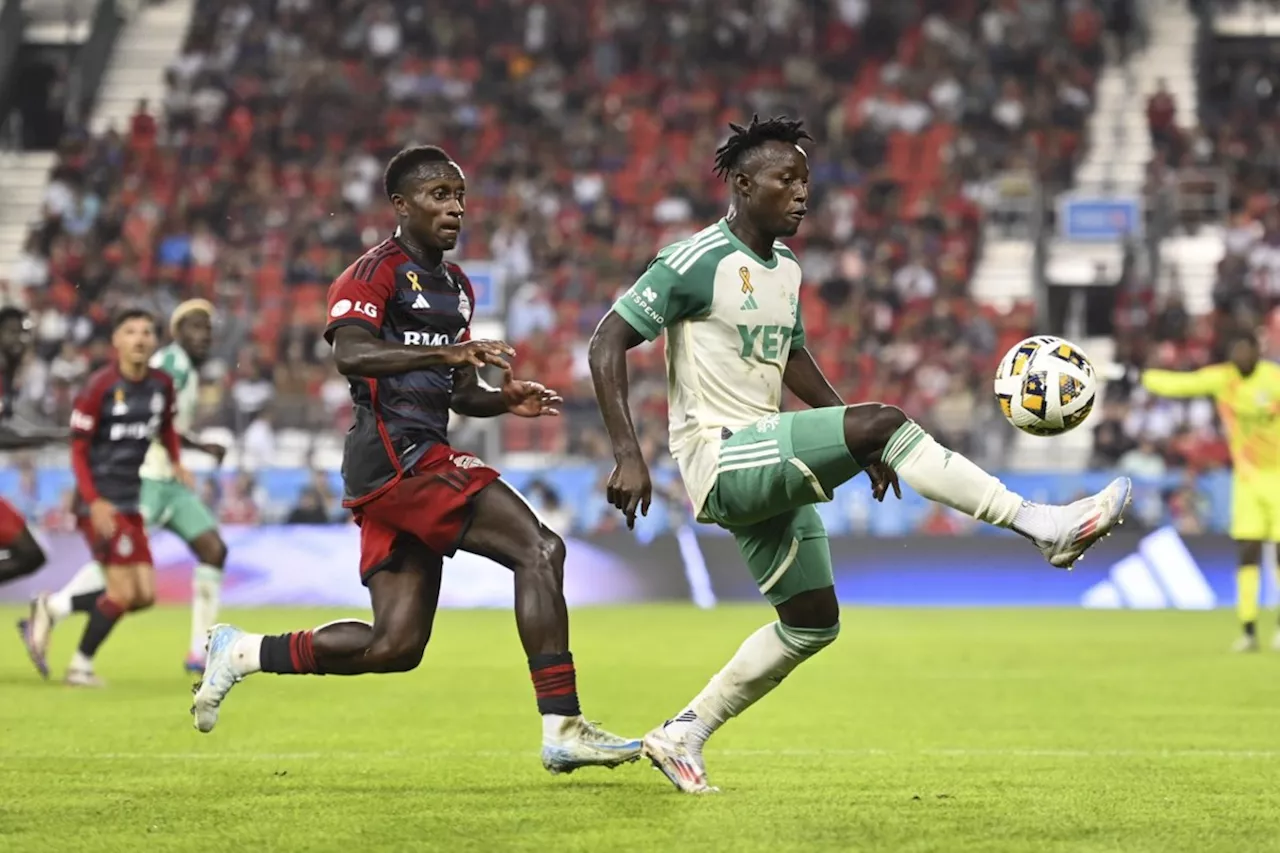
[3,604,1280,852]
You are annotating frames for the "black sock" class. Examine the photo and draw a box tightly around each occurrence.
[1244,621,1257,638]
[259,631,318,674]
[70,592,100,613]
[77,594,125,659]
[529,651,581,717]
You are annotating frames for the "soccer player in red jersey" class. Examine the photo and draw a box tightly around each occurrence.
[0,307,68,587]
[192,146,641,775]
[22,309,187,686]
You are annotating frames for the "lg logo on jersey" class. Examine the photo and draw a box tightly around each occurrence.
[403,331,462,346]
[330,299,379,320]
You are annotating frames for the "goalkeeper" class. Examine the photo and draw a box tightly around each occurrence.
[1142,331,1280,651]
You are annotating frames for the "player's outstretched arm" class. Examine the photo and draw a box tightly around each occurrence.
[782,347,843,409]
[1140,365,1227,399]
[588,311,652,527]
[330,326,513,378]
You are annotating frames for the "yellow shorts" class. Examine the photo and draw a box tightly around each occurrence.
[1231,475,1280,542]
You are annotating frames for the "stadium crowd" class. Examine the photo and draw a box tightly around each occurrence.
[1090,23,1280,509]
[0,0,1157,528]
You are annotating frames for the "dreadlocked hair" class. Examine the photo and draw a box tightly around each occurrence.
[713,114,812,181]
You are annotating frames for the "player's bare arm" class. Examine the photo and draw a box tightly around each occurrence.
[783,348,900,502]
[587,311,650,528]
[451,364,563,418]
[330,325,513,377]
[179,433,226,463]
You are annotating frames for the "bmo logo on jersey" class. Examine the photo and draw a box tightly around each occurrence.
[404,331,463,346]
[109,416,160,441]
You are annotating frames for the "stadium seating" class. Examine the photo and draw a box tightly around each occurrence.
[3,0,1123,524]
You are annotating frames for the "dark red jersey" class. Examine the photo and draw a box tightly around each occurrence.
[324,236,475,507]
[70,363,180,513]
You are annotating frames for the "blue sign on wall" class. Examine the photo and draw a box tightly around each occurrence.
[459,261,501,317]
[1059,196,1143,241]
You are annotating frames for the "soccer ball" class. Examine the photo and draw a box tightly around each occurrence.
[993,335,1097,436]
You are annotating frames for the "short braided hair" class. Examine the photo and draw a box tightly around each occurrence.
[713,114,812,181]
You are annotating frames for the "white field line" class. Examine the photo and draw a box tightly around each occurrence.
[4,747,1280,761]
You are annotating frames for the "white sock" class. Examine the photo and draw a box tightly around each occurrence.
[542,713,582,743]
[49,561,107,620]
[70,650,93,672]
[884,422,1054,539]
[190,564,223,656]
[229,633,263,675]
[664,622,839,748]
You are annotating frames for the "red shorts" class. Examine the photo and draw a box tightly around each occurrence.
[353,443,500,582]
[77,511,152,567]
[0,499,27,546]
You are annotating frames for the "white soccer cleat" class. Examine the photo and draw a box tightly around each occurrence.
[19,593,54,678]
[641,725,719,794]
[191,623,246,733]
[540,716,642,775]
[1236,634,1262,653]
[1035,477,1132,569]
[1270,631,1280,652]
[64,666,105,688]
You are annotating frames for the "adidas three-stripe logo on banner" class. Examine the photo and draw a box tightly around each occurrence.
[1081,526,1216,610]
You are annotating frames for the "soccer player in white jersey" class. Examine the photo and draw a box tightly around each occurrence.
[34,300,229,673]
[588,115,1133,794]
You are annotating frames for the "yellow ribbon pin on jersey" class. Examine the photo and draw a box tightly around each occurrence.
[739,266,753,294]
[407,271,422,291]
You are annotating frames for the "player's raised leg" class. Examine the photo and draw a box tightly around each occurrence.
[847,404,1131,568]
[193,543,443,732]
[457,479,641,773]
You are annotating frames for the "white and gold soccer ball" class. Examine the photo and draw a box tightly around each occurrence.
[993,335,1098,436]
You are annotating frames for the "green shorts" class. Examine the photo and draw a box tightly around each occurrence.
[701,407,862,606]
[140,478,218,543]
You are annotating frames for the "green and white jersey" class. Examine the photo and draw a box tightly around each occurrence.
[139,342,198,481]
[613,218,804,516]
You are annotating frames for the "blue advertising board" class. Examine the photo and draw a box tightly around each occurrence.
[457,261,501,317]
[1059,196,1143,241]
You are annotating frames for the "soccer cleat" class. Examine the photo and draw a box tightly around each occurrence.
[183,652,206,675]
[1270,631,1280,653]
[18,594,54,679]
[1235,634,1261,653]
[1035,477,1132,570]
[191,624,245,733]
[65,666,105,688]
[540,717,642,775]
[641,725,719,794]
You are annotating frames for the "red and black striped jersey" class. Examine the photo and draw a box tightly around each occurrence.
[69,363,179,513]
[324,236,475,507]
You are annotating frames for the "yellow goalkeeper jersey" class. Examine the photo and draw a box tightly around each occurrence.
[1141,361,1280,480]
